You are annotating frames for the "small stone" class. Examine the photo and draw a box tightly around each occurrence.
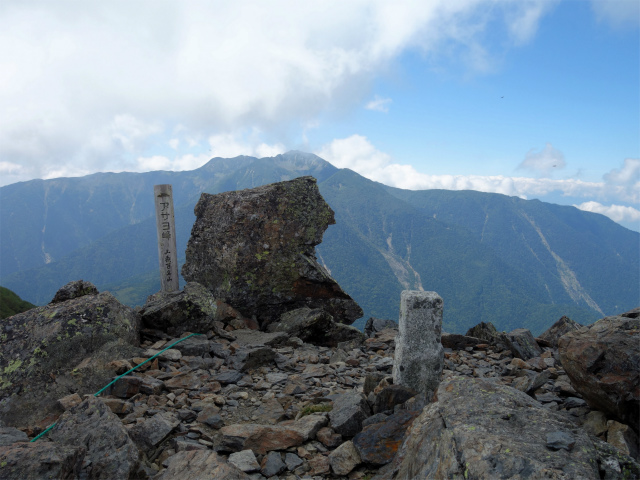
[57,393,83,411]
[329,440,361,476]
[228,449,261,473]
[285,452,304,471]
[261,451,286,477]
[546,431,575,451]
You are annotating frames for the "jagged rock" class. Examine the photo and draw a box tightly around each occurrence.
[380,376,604,480]
[107,374,164,398]
[156,450,250,480]
[465,321,509,350]
[220,423,305,455]
[393,291,444,397]
[227,346,276,371]
[50,280,99,304]
[558,308,639,434]
[317,426,342,448]
[261,451,287,477]
[228,449,261,473]
[49,396,139,479]
[537,315,582,348]
[182,177,362,328]
[139,282,221,336]
[329,440,361,475]
[372,384,417,414]
[353,410,419,466]
[57,393,82,411]
[365,318,397,338]
[593,437,640,480]
[0,441,85,480]
[329,392,371,437]
[0,291,141,427]
[128,411,179,453]
[0,427,28,446]
[440,333,480,350]
[583,411,609,437]
[267,307,365,347]
[504,328,543,360]
[285,452,304,471]
[168,334,211,356]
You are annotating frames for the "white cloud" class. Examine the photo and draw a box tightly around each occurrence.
[604,158,640,185]
[365,95,392,112]
[575,201,640,225]
[317,135,640,210]
[169,139,180,150]
[0,0,555,186]
[517,143,566,177]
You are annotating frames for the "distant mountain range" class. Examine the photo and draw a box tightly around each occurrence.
[1,152,638,334]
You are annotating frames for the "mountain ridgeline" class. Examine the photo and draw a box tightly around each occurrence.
[1,152,638,334]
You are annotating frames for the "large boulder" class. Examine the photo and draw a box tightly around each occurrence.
[0,441,85,480]
[182,177,362,328]
[379,376,618,479]
[0,285,141,427]
[558,308,639,434]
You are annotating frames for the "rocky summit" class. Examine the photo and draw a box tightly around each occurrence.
[182,177,362,329]
[0,179,638,479]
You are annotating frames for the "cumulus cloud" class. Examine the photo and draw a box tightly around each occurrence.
[365,95,392,112]
[517,143,566,177]
[575,201,640,225]
[0,0,555,186]
[604,158,640,185]
[316,136,640,228]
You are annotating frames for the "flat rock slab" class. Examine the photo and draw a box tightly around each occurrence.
[0,441,85,480]
[384,376,603,479]
[181,176,362,328]
[157,450,250,480]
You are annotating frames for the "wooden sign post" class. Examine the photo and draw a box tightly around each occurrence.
[154,184,180,292]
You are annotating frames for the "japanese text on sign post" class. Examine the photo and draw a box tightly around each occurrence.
[154,184,179,292]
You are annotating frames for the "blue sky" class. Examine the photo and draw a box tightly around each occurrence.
[1,0,638,229]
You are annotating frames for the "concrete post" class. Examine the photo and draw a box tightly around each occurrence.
[154,184,179,292]
[393,290,444,399]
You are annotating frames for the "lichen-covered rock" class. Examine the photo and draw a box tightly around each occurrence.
[139,282,221,336]
[50,280,99,304]
[0,441,85,480]
[49,396,139,479]
[0,291,141,428]
[380,376,603,479]
[267,307,365,347]
[182,177,362,328]
[558,308,639,434]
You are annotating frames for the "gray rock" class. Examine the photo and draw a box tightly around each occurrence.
[182,176,362,328]
[364,318,397,338]
[214,370,243,385]
[139,282,220,336]
[558,309,640,434]
[50,279,99,304]
[546,431,576,451]
[268,307,365,348]
[128,411,179,453]
[229,449,261,473]
[372,384,417,414]
[329,440,361,475]
[504,328,543,360]
[169,334,212,356]
[156,450,250,480]
[0,427,28,446]
[49,396,139,479]
[285,452,304,470]
[592,435,640,479]
[392,290,444,397]
[329,392,371,437]
[261,451,286,477]
[0,291,141,428]
[383,376,602,480]
[227,346,276,371]
[0,441,85,480]
[537,315,582,348]
[231,329,289,347]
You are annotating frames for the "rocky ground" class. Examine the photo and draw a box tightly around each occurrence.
[2,316,637,479]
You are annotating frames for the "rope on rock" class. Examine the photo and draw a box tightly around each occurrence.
[30,332,203,442]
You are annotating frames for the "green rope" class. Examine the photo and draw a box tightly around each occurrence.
[30,333,202,442]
